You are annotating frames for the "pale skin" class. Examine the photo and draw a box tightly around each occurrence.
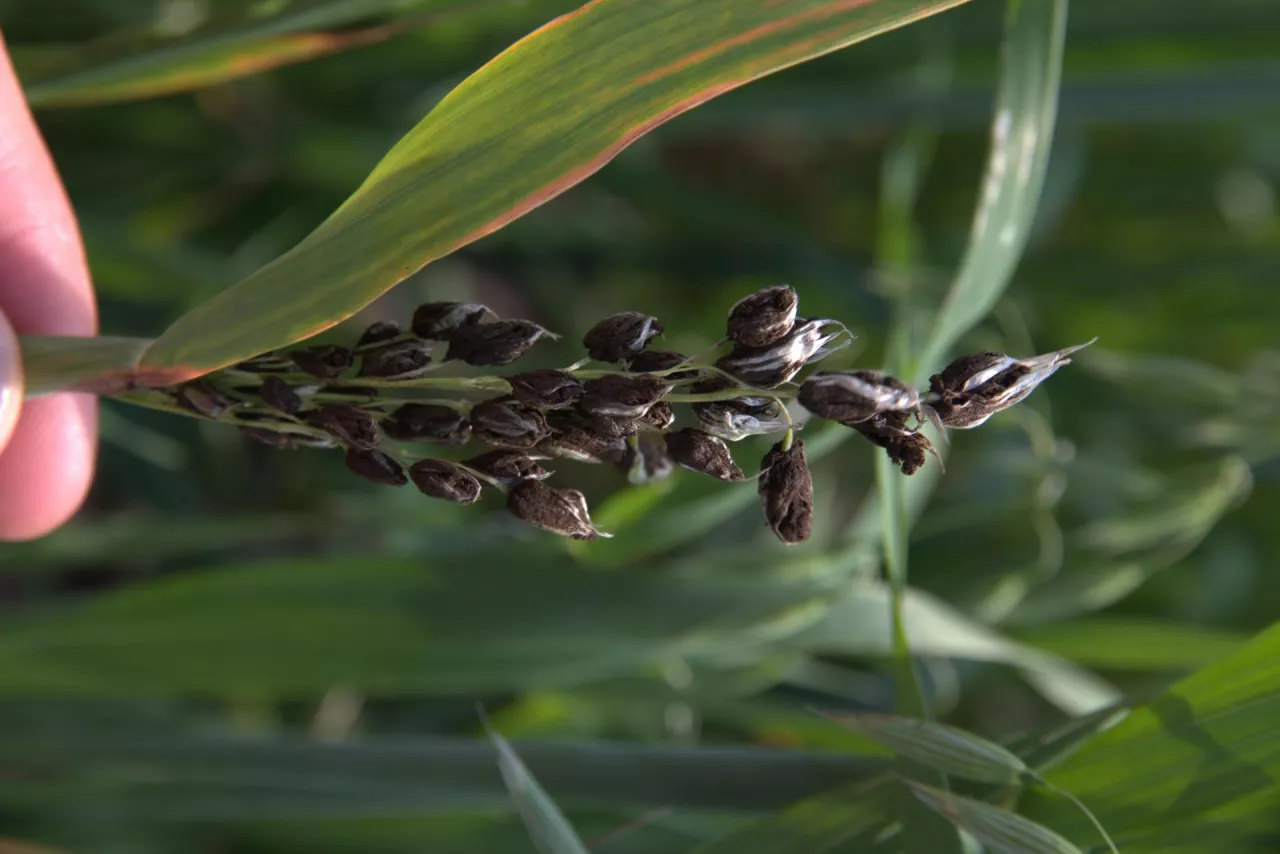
[0,35,98,540]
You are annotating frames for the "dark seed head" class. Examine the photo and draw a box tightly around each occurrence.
[258,375,302,415]
[577,374,671,419]
[345,448,408,486]
[537,427,627,464]
[409,459,482,504]
[582,312,663,363]
[715,318,846,388]
[411,302,498,341]
[637,400,675,431]
[664,427,744,481]
[547,409,638,442]
[727,285,799,348]
[853,411,941,474]
[507,479,609,540]
[356,320,402,348]
[357,339,433,379]
[381,403,470,444]
[624,349,700,380]
[446,319,554,366]
[798,370,919,425]
[470,397,550,449]
[930,351,1015,397]
[758,438,814,545]
[291,345,354,379]
[306,404,380,450]
[507,369,584,409]
[461,450,552,485]
[620,432,674,485]
[174,380,231,419]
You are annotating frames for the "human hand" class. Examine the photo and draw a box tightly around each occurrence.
[0,35,97,540]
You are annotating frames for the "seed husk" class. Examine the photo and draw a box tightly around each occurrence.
[291,345,354,379]
[470,397,550,449]
[306,404,380,450]
[727,285,798,348]
[357,339,433,379]
[381,403,470,444]
[461,450,552,485]
[409,459,483,504]
[345,448,408,486]
[411,302,497,341]
[507,369,584,409]
[758,437,814,544]
[664,427,744,481]
[506,479,609,539]
[446,319,554,366]
[582,311,663,363]
[258,375,302,415]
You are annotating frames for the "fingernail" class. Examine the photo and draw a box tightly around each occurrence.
[0,309,22,450]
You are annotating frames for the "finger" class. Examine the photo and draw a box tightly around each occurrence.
[0,308,20,449]
[0,36,98,540]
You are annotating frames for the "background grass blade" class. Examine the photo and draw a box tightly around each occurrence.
[18,0,490,108]
[484,716,591,854]
[0,707,883,815]
[690,777,896,854]
[822,713,1028,785]
[0,554,836,696]
[909,782,1085,854]
[1020,619,1280,843]
[136,0,972,383]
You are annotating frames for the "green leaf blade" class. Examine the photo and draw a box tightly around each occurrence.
[18,335,158,396]
[909,782,1086,854]
[911,0,1069,384]
[824,713,1027,785]
[137,0,972,380]
[485,719,591,854]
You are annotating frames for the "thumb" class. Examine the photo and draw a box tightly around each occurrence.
[0,308,21,453]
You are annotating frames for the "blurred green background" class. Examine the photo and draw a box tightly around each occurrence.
[1,1,1279,852]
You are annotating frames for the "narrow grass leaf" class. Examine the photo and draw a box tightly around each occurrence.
[822,713,1027,785]
[911,0,1069,384]
[483,716,591,854]
[132,0,972,384]
[786,579,1120,715]
[909,782,1085,854]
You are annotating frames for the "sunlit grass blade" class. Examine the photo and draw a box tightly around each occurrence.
[1020,619,1280,842]
[910,0,1069,385]
[1015,618,1247,671]
[483,712,591,854]
[126,0,972,385]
